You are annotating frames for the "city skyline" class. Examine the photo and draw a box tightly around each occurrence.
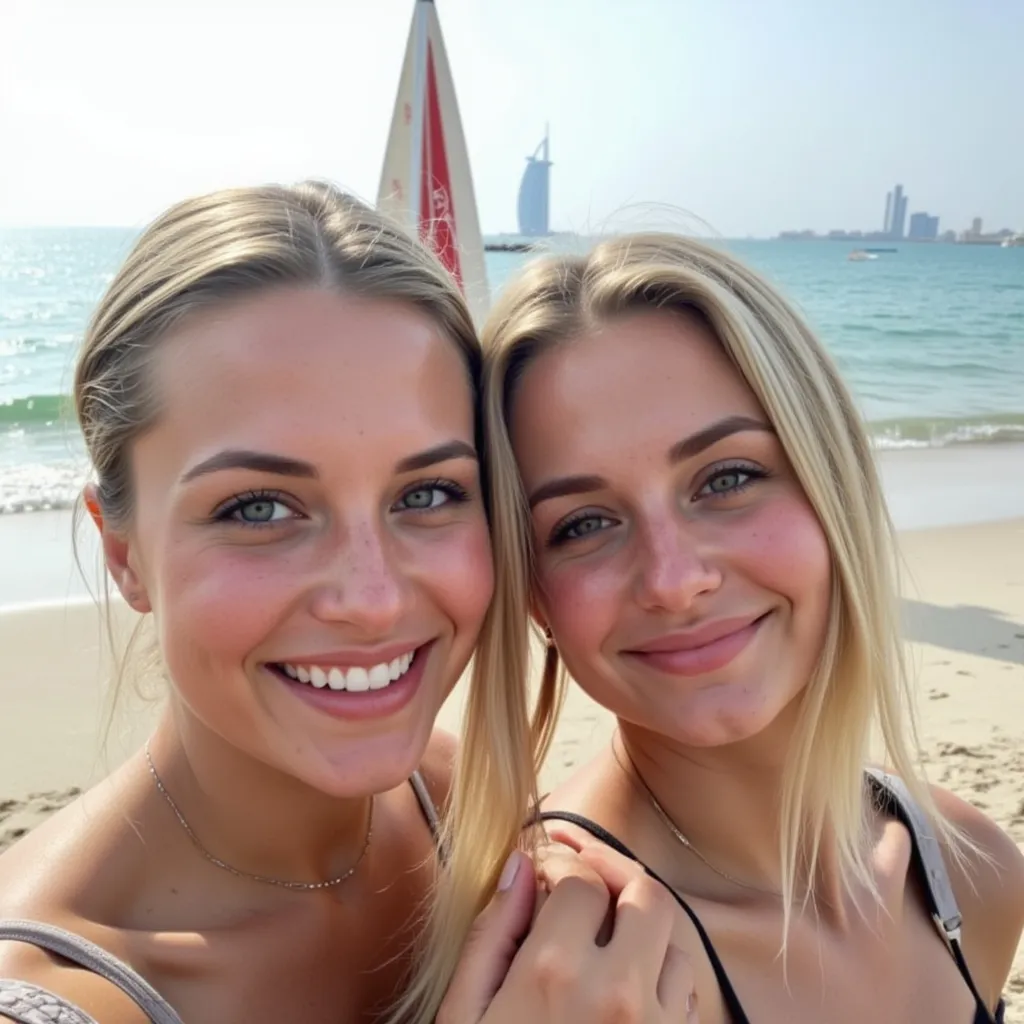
[0,0,1020,237]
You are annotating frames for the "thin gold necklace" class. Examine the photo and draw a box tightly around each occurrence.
[611,735,781,898]
[145,741,372,891]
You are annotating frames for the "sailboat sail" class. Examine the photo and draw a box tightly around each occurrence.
[378,1,489,325]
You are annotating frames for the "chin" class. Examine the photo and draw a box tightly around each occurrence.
[304,725,436,799]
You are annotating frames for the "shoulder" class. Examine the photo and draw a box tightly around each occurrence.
[931,784,1024,1005]
[0,937,151,1024]
[416,728,459,812]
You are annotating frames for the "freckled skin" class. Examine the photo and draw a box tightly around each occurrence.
[512,310,831,747]
[0,287,494,1022]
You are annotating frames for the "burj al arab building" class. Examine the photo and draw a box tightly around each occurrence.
[517,129,552,237]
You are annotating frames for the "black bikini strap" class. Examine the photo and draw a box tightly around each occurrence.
[539,810,750,1023]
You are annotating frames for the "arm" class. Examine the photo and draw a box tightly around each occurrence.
[0,943,151,1024]
[933,784,1024,1011]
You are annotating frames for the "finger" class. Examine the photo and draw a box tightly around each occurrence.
[605,871,677,982]
[657,942,697,1018]
[438,851,536,1024]
[575,838,649,898]
[544,826,585,853]
[533,843,618,945]
[516,863,615,958]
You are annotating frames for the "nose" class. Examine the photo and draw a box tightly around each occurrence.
[633,512,722,613]
[309,518,409,637]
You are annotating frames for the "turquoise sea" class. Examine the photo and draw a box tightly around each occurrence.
[1,229,1022,514]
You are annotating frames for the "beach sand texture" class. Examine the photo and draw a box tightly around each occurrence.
[0,517,1022,1018]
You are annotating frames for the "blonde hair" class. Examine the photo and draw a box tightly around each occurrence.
[74,182,480,723]
[404,231,955,1015]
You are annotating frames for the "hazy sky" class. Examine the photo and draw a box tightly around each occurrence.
[1,0,1020,237]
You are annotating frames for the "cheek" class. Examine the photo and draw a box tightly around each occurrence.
[735,496,832,613]
[537,554,625,660]
[415,521,494,633]
[156,544,304,670]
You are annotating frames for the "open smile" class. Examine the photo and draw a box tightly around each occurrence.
[265,640,436,720]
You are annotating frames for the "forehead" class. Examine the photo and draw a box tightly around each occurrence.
[510,309,762,477]
[150,287,474,464]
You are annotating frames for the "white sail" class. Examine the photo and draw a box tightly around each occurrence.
[378,1,489,326]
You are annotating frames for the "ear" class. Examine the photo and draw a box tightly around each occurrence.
[83,485,152,614]
[528,593,551,644]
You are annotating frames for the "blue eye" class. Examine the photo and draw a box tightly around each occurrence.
[550,512,616,546]
[394,479,470,512]
[696,465,766,499]
[214,491,297,527]
[398,487,449,510]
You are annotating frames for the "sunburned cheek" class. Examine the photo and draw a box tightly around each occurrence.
[734,499,832,596]
[539,561,621,651]
[423,529,495,625]
[156,553,297,658]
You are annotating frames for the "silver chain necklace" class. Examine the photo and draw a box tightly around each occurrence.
[611,736,781,898]
[144,741,372,891]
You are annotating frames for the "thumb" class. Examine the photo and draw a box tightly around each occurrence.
[438,850,536,1024]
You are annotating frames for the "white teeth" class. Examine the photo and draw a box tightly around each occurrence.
[278,650,418,693]
[368,664,390,689]
[346,667,370,692]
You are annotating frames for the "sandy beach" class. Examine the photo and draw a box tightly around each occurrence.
[0,449,1022,1016]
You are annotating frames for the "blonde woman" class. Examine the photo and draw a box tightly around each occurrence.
[445,234,1024,1023]
[0,188,693,1024]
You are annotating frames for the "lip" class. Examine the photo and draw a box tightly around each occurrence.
[269,641,427,669]
[266,639,436,722]
[624,613,769,677]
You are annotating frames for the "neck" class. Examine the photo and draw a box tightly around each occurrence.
[616,707,848,912]
[147,709,373,887]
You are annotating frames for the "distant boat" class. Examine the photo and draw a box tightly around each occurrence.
[377,0,489,325]
[517,127,552,238]
[1001,234,1024,248]
[848,249,878,261]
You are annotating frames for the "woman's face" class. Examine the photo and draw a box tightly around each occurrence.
[510,309,831,748]
[108,287,492,796]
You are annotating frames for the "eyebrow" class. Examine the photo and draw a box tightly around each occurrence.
[527,415,773,509]
[668,415,773,463]
[181,439,478,484]
[181,450,318,483]
[394,439,478,473]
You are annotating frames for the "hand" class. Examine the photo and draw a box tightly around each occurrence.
[438,840,697,1024]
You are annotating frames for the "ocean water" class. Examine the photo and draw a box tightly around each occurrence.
[1,228,1022,514]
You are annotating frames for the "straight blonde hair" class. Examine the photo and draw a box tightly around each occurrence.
[401,232,957,1019]
[74,182,493,1024]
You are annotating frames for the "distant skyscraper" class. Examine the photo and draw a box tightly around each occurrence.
[884,192,893,233]
[517,128,552,237]
[908,212,940,241]
[971,217,983,236]
[890,184,907,239]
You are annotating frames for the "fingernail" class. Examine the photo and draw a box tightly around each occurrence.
[498,850,523,891]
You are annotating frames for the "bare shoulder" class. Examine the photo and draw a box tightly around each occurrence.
[0,939,151,1024]
[931,783,1024,1003]
[416,728,459,811]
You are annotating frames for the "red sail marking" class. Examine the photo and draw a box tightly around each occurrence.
[419,40,464,287]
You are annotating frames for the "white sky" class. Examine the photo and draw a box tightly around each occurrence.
[0,0,1020,237]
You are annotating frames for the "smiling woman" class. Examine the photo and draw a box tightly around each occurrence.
[0,182,494,1022]
[444,233,1024,1024]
